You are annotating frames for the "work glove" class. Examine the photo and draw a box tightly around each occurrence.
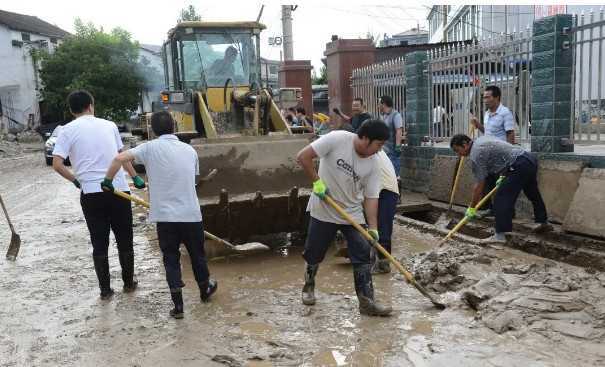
[133,175,146,189]
[368,229,379,242]
[72,179,81,189]
[101,178,114,192]
[495,176,505,187]
[312,178,327,200]
[395,144,402,154]
[465,207,477,220]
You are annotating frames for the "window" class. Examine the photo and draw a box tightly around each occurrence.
[21,33,30,41]
[50,37,57,44]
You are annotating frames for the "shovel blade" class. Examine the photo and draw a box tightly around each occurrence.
[6,232,21,261]
[233,242,270,252]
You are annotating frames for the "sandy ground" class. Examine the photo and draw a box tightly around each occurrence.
[1,153,604,367]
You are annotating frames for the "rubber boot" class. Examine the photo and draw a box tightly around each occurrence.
[200,279,218,303]
[301,264,319,305]
[371,248,391,274]
[93,256,114,300]
[169,289,184,319]
[118,251,138,293]
[353,264,392,316]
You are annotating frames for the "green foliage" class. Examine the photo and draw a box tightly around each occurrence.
[312,65,327,85]
[36,18,143,122]
[178,5,202,22]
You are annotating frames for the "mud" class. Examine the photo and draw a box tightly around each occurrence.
[2,154,605,366]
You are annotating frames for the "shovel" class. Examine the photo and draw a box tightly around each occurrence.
[111,190,270,253]
[323,194,446,309]
[437,175,505,247]
[435,156,465,229]
[0,193,21,261]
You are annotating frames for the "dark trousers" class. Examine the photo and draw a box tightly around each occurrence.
[493,155,548,233]
[156,222,210,291]
[80,191,133,257]
[378,189,398,254]
[303,217,371,265]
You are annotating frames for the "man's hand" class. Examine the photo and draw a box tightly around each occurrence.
[332,107,341,116]
[465,207,477,220]
[312,178,327,200]
[495,176,505,187]
[72,179,81,189]
[133,175,146,189]
[101,178,114,192]
[470,116,479,127]
[368,229,379,242]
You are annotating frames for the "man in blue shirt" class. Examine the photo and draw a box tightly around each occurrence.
[378,95,403,178]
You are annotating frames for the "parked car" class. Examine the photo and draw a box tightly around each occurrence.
[44,125,69,166]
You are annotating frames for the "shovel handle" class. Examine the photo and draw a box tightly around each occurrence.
[0,193,16,232]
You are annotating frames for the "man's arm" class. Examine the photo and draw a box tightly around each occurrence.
[296,145,320,182]
[471,115,485,133]
[106,151,136,180]
[395,127,403,146]
[363,198,379,230]
[119,148,138,178]
[470,180,486,208]
[333,107,350,122]
[52,156,77,183]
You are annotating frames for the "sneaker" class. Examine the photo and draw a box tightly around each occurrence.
[481,234,506,244]
[532,223,553,234]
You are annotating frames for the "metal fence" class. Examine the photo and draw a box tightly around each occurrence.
[572,10,605,144]
[350,57,406,119]
[428,32,533,144]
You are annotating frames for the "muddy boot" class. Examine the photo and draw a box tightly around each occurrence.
[200,279,218,303]
[371,249,391,274]
[353,264,392,316]
[169,289,184,319]
[301,264,319,306]
[118,251,138,293]
[93,256,114,300]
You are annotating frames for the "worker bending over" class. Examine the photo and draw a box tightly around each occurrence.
[450,134,551,244]
[296,120,392,316]
[104,111,217,319]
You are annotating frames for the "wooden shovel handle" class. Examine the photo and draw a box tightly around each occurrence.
[0,193,16,232]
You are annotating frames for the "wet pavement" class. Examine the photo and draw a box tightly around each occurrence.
[1,153,604,366]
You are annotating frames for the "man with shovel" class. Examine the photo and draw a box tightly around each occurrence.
[296,119,392,316]
[450,134,551,244]
[103,111,217,319]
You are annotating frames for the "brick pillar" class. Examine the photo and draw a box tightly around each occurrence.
[531,14,574,153]
[279,60,313,116]
[404,51,430,147]
[324,39,375,117]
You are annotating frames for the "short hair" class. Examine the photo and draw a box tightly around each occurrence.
[379,95,393,108]
[67,90,94,114]
[450,134,471,148]
[151,110,175,136]
[484,85,501,99]
[353,97,364,105]
[357,119,390,143]
[296,107,306,115]
[288,107,296,113]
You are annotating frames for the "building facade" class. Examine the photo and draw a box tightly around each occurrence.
[0,9,68,133]
[379,28,429,47]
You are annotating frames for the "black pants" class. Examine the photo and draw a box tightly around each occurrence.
[303,217,371,265]
[494,155,548,233]
[378,190,398,253]
[80,191,133,257]
[156,222,210,291]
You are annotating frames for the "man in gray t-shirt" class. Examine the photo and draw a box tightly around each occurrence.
[450,134,550,244]
[104,111,217,319]
[296,120,392,317]
[378,95,404,177]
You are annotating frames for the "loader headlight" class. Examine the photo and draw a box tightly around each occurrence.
[169,92,185,103]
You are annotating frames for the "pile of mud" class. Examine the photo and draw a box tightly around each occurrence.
[408,244,605,340]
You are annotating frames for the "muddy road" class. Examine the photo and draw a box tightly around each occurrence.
[1,153,604,366]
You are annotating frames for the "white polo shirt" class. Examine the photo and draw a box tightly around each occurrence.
[484,104,515,141]
[129,134,202,223]
[52,115,129,194]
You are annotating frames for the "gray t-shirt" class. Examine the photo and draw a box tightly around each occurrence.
[380,109,403,153]
[469,136,525,183]
[306,131,381,224]
[129,134,202,223]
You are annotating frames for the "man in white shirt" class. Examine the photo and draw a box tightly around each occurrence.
[296,119,392,317]
[103,111,217,319]
[52,90,146,300]
[372,151,400,274]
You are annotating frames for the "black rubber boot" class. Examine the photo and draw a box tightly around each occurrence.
[353,264,392,316]
[200,279,217,303]
[170,289,184,319]
[93,256,114,300]
[118,251,138,293]
[301,263,319,306]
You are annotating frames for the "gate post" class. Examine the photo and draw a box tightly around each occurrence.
[531,14,574,153]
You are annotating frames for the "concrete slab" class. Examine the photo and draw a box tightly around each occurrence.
[563,168,605,239]
[428,155,474,206]
[536,160,586,223]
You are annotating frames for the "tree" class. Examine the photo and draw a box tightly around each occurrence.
[178,5,202,22]
[312,65,327,85]
[35,19,144,122]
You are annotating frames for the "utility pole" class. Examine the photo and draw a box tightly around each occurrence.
[281,5,296,60]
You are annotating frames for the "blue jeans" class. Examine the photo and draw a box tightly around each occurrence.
[386,150,401,177]
[378,190,399,253]
[303,217,371,265]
